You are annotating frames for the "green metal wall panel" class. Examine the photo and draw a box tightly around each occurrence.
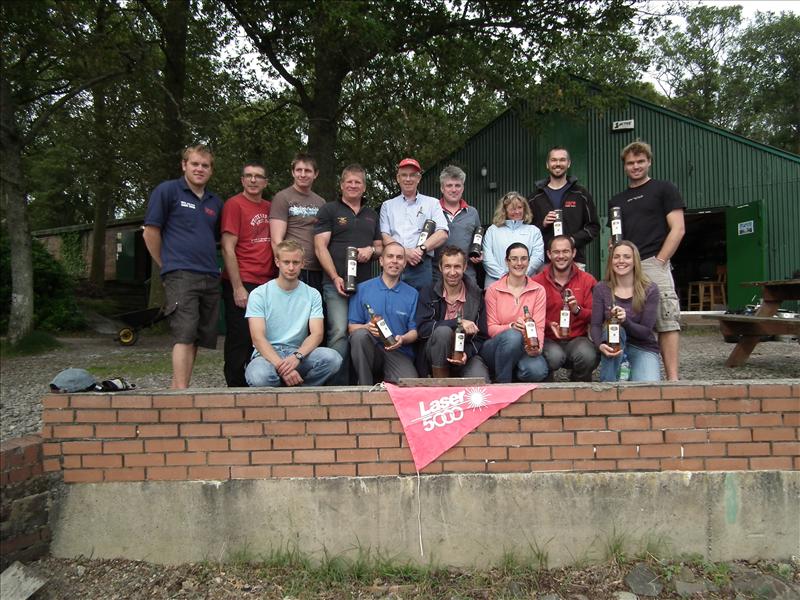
[420,110,602,276]
[586,99,800,283]
[420,96,800,293]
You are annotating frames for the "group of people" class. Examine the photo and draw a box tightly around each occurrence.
[143,140,685,389]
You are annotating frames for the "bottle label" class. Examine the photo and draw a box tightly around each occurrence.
[560,309,570,328]
[347,260,357,277]
[553,222,563,236]
[454,332,465,352]
[417,232,429,245]
[377,319,392,339]
[608,323,620,344]
[472,234,483,245]
[525,321,537,339]
[611,219,622,236]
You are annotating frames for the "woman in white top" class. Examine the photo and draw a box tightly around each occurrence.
[482,191,544,288]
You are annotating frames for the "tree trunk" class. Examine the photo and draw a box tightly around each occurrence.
[305,48,346,203]
[161,0,188,176]
[146,0,189,307]
[89,5,112,290]
[0,78,35,344]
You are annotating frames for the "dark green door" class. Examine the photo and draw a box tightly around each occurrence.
[725,202,766,310]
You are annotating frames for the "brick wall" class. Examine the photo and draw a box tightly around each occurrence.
[40,383,799,483]
[1,435,54,569]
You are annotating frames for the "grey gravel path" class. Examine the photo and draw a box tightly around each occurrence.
[1,330,798,441]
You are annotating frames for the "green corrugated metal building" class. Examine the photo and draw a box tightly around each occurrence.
[419,95,800,311]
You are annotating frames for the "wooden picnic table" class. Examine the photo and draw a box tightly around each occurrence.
[702,278,800,367]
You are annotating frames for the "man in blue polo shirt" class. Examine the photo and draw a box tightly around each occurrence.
[348,241,419,385]
[143,144,223,389]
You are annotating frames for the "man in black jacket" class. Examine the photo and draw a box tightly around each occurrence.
[415,246,490,381]
[528,146,599,268]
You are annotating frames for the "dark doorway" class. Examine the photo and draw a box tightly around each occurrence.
[672,208,727,310]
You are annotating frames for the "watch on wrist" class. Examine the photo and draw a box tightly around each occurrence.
[292,351,304,361]
[419,244,427,253]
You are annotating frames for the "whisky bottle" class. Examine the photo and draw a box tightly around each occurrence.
[451,311,466,362]
[522,305,539,351]
[610,207,623,245]
[345,246,358,294]
[365,303,397,347]
[469,226,484,258]
[417,219,436,247]
[607,306,621,352]
[553,209,564,237]
[559,289,571,338]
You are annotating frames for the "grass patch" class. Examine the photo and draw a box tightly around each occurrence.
[85,354,174,378]
[80,346,220,379]
[132,547,784,599]
[1,330,62,357]
[603,527,628,567]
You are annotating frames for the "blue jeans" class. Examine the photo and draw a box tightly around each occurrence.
[479,328,549,383]
[598,328,661,382]
[322,279,351,385]
[245,345,342,387]
[401,256,432,292]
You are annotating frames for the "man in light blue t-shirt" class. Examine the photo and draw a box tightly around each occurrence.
[244,240,341,387]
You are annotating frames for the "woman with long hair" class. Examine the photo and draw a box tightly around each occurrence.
[591,241,661,381]
[480,242,549,382]
[482,192,544,288]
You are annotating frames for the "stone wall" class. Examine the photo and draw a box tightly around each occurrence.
[0,435,53,569]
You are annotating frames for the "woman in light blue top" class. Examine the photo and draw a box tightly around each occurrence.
[482,191,544,288]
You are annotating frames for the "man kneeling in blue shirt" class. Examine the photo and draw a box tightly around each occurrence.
[348,241,419,385]
[245,240,341,387]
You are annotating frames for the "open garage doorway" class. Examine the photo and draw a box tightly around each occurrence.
[671,202,766,312]
[672,208,727,311]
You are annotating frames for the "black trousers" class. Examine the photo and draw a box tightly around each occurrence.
[222,279,260,387]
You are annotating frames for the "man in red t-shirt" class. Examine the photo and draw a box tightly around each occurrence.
[532,236,599,381]
[220,162,276,386]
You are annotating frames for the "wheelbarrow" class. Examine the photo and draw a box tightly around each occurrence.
[114,306,168,346]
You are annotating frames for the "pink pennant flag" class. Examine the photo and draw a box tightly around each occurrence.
[384,383,537,471]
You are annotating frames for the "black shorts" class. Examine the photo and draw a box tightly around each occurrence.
[163,270,221,349]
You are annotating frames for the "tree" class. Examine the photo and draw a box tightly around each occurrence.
[648,6,799,154]
[721,12,800,154]
[221,0,642,202]
[650,4,743,124]
[1,0,130,343]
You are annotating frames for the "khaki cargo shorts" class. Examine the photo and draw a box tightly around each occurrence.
[162,270,221,349]
[642,257,681,333]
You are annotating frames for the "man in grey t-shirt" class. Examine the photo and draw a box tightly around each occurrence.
[271,152,326,293]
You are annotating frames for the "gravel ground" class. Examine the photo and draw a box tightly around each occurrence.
[24,555,800,600]
[1,329,798,442]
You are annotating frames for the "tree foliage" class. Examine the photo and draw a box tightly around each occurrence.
[1,0,133,342]
[0,236,86,334]
[649,6,799,154]
[222,0,644,200]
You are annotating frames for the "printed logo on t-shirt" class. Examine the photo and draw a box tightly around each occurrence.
[250,213,271,244]
[564,200,576,208]
[336,216,349,226]
[204,207,217,217]
[288,205,319,218]
[181,200,196,209]
[626,194,644,203]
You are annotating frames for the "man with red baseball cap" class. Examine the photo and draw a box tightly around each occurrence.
[379,157,448,291]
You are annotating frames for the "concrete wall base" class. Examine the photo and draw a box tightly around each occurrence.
[50,471,799,567]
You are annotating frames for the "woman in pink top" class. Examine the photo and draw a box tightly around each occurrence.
[480,242,549,382]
